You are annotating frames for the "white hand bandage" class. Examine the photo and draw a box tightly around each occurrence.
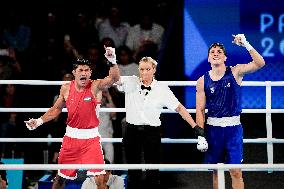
[104,47,117,64]
[25,118,43,130]
[197,136,208,152]
[233,34,254,51]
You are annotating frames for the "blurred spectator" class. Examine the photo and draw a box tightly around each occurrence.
[2,12,31,53]
[117,45,138,77]
[47,11,64,42]
[126,8,164,59]
[81,159,125,189]
[61,12,99,75]
[2,11,32,75]
[0,48,22,80]
[64,12,99,56]
[6,48,22,77]
[45,12,65,80]
[0,57,13,80]
[98,6,130,48]
[154,1,172,28]
[85,44,108,80]
[61,32,82,76]
[86,44,102,69]
[63,33,82,61]
[27,11,65,80]
[100,37,116,49]
[0,84,20,158]
[84,37,117,80]
[98,89,116,163]
[134,42,159,64]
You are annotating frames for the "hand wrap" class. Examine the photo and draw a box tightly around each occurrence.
[193,125,208,152]
[104,47,117,65]
[197,136,208,152]
[25,118,43,130]
[234,34,254,51]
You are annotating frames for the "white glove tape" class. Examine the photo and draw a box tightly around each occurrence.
[197,136,208,152]
[235,34,254,51]
[243,41,254,52]
[105,47,117,64]
[26,118,43,130]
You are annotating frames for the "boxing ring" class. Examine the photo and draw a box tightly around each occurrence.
[0,80,284,189]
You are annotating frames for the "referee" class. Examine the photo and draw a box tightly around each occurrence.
[117,56,207,189]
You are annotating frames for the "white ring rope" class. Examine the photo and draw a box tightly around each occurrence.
[1,80,284,86]
[1,108,284,113]
[0,163,284,171]
[0,80,70,85]
[0,138,284,144]
[1,80,283,113]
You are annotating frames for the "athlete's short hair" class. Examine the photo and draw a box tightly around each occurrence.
[73,58,91,70]
[208,43,227,56]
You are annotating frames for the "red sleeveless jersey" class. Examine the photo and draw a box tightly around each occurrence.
[66,80,100,129]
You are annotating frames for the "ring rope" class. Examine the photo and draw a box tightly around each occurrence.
[0,163,284,171]
[1,108,284,113]
[0,138,284,143]
[1,80,284,86]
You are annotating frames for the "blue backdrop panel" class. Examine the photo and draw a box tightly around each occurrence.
[183,0,284,109]
[1,158,24,189]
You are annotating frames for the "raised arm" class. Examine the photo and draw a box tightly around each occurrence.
[196,76,206,129]
[24,84,67,130]
[232,34,265,78]
[97,47,120,90]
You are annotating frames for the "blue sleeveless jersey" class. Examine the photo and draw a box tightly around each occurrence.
[204,67,241,117]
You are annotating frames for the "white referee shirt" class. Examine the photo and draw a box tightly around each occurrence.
[117,76,180,126]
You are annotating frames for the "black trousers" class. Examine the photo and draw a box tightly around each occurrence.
[123,123,161,189]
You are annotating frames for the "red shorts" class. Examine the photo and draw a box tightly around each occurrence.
[58,136,105,179]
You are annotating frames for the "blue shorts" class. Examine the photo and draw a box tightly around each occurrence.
[204,124,243,164]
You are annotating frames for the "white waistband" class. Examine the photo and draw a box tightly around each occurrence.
[65,125,100,139]
[207,116,241,127]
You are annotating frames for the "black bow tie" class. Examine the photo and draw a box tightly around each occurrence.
[141,85,151,91]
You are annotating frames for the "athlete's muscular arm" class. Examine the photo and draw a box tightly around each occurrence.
[97,46,121,90]
[97,64,120,90]
[91,81,103,101]
[196,76,206,129]
[24,84,68,130]
[192,76,208,152]
[232,34,265,80]
[234,50,265,81]
[41,84,67,122]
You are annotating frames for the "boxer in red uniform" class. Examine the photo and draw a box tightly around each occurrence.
[25,47,119,189]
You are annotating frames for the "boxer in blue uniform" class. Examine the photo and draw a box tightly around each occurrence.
[196,34,265,189]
